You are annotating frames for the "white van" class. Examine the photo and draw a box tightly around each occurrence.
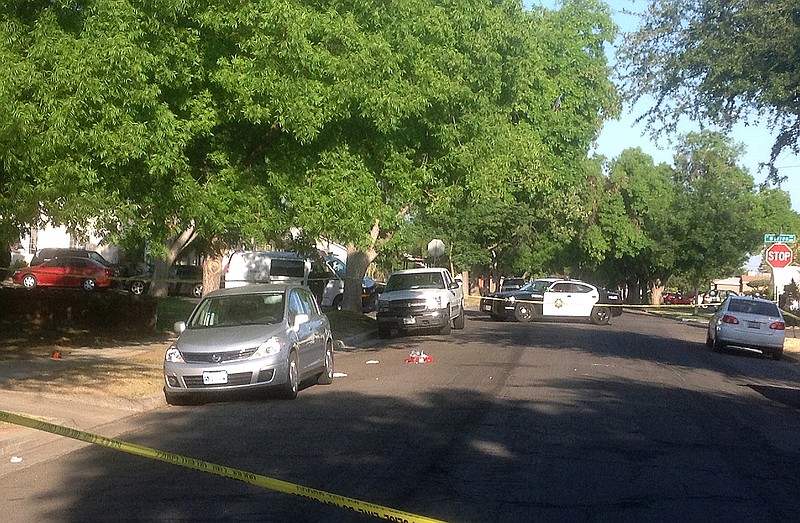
[310,254,378,311]
[223,251,311,288]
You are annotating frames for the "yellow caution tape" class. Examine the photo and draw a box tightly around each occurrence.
[474,294,741,309]
[476,295,629,308]
[0,410,446,523]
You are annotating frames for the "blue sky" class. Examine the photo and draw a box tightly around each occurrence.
[526,0,800,212]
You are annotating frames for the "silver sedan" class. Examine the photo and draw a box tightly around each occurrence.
[163,284,334,404]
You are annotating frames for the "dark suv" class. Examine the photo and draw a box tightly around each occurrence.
[128,264,204,297]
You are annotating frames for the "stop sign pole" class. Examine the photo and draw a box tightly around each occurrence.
[765,242,793,269]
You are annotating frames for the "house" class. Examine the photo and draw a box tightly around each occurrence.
[711,273,772,296]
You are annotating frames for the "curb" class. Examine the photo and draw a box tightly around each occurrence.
[334,331,377,352]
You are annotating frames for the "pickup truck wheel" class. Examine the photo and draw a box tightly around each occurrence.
[453,306,465,329]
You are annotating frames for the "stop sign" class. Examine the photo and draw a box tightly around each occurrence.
[766,242,793,269]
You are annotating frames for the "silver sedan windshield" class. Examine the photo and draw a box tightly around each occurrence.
[187,292,285,328]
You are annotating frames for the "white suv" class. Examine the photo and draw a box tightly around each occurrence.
[223,251,310,288]
[376,267,465,338]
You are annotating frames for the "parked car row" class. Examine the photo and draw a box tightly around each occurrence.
[662,289,741,307]
[8,249,380,309]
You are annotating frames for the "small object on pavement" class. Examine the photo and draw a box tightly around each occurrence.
[10,456,23,463]
[366,360,380,365]
[52,351,61,359]
[405,350,434,364]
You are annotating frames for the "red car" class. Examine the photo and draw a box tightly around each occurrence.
[663,292,695,305]
[12,258,116,291]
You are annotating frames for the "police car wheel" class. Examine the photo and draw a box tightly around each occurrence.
[514,303,534,323]
[590,306,611,325]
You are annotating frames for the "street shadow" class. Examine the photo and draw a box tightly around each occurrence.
[10,311,800,522]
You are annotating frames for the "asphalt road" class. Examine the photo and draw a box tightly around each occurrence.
[3,311,800,522]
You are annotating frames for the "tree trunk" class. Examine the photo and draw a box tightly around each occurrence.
[340,212,405,313]
[202,255,223,295]
[201,238,227,296]
[650,280,665,306]
[150,225,197,298]
[343,245,373,312]
[628,280,642,305]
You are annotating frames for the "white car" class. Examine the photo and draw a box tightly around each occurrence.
[480,277,623,325]
[706,296,786,360]
[223,251,310,288]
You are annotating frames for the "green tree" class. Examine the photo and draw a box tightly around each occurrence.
[670,131,763,296]
[752,187,800,266]
[0,0,618,309]
[405,0,619,290]
[580,149,678,303]
[0,1,295,295]
[617,0,800,174]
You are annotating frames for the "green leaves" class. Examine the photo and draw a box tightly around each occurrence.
[1,0,621,278]
[618,0,800,169]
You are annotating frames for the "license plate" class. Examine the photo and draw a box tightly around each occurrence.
[482,304,491,311]
[747,321,761,329]
[203,370,228,385]
[402,317,416,325]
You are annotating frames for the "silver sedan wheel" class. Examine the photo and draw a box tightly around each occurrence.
[317,343,334,385]
[280,351,299,399]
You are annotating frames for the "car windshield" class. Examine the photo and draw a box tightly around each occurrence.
[385,272,445,292]
[519,280,555,293]
[187,292,285,328]
[727,299,780,317]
